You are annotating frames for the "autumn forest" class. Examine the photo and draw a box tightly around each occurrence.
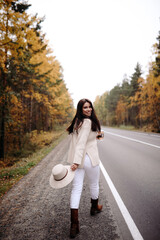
[0,0,74,164]
[0,0,160,166]
[94,37,160,133]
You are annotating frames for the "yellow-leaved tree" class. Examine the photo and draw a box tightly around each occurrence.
[94,92,108,125]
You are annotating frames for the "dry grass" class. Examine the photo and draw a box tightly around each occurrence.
[0,128,67,198]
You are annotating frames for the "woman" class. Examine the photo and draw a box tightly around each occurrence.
[67,98,103,238]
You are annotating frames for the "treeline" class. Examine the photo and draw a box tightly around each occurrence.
[0,0,74,162]
[94,32,160,132]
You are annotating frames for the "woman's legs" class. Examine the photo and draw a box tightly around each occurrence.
[70,154,100,208]
[70,154,100,207]
[84,154,102,215]
[70,155,101,237]
[83,154,100,199]
[70,168,85,209]
[70,169,85,238]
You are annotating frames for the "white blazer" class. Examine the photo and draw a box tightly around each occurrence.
[67,118,100,168]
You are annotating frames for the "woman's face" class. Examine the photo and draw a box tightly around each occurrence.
[82,102,92,117]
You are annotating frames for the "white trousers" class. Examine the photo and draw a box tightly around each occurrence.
[70,154,100,209]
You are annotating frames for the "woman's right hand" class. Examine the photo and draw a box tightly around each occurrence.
[71,163,79,171]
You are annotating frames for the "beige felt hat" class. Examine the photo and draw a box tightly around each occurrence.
[49,164,75,189]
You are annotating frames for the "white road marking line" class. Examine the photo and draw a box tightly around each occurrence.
[104,131,160,149]
[100,161,144,240]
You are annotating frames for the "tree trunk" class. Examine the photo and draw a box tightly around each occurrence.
[0,105,5,159]
[29,94,33,133]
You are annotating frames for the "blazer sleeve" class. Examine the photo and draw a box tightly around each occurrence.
[73,119,91,165]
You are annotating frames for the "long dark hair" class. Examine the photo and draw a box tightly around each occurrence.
[67,98,101,134]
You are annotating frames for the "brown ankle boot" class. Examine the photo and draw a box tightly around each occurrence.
[90,198,103,216]
[70,209,79,238]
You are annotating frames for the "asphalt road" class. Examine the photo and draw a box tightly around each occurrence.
[98,127,160,240]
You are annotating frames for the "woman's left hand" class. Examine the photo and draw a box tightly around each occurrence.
[71,163,79,171]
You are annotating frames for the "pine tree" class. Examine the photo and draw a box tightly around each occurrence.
[130,62,142,96]
[105,85,122,125]
[153,31,160,77]
[128,63,143,127]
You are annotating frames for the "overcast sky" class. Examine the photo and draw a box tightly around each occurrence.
[28,0,160,106]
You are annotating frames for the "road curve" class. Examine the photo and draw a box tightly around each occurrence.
[98,127,160,240]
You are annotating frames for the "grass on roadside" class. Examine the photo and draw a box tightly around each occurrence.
[105,124,159,133]
[117,125,136,131]
[0,128,67,198]
[107,124,139,131]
